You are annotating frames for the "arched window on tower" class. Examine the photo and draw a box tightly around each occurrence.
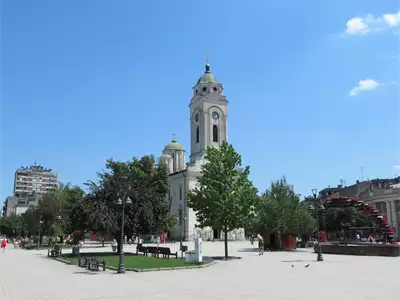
[196,126,199,143]
[213,125,218,142]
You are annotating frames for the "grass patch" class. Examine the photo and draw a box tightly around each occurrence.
[61,254,207,270]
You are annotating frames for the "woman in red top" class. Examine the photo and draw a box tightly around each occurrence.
[1,238,7,252]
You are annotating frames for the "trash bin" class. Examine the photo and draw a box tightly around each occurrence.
[72,245,80,256]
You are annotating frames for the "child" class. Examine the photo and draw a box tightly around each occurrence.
[1,238,7,253]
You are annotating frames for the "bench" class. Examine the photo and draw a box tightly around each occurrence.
[78,256,89,267]
[158,247,178,258]
[146,246,160,257]
[48,245,62,257]
[136,244,147,256]
[78,256,106,271]
[87,257,106,271]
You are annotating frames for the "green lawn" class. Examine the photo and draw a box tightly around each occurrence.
[62,255,206,269]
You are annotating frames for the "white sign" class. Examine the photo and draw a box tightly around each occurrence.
[194,237,203,263]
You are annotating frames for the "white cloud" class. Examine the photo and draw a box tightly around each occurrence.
[383,11,400,27]
[345,10,400,35]
[349,79,383,96]
[393,165,400,171]
[346,17,369,35]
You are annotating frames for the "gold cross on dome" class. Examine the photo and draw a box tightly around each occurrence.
[172,133,176,141]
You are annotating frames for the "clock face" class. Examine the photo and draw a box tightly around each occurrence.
[212,111,219,120]
[195,113,199,122]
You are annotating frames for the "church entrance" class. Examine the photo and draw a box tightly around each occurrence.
[213,229,221,240]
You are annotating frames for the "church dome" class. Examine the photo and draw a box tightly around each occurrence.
[160,153,172,160]
[163,139,184,152]
[196,63,219,85]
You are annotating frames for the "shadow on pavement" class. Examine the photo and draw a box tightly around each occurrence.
[281,259,318,263]
[72,271,99,275]
[237,248,257,252]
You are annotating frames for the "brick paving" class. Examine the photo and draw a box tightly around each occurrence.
[0,241,399,300]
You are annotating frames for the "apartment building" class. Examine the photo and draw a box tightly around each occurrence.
[2,165,58,216]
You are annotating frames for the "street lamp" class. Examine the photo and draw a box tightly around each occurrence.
[310,189,324,262]
[116,196,132,274]
[37,217,44,250]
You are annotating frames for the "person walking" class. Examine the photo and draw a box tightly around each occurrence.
[257,234,264,255]
[1,238,7,253]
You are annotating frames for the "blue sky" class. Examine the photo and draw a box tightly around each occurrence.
[1,0,399,204]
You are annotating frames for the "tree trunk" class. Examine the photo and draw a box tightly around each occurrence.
[224,228,228,259]
[277,231,282,250]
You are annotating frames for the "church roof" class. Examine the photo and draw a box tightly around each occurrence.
[163,139,184,152]
[196,63,219,85]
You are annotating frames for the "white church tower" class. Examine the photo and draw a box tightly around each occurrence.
[159,59,244,241]
[189,61,228,164]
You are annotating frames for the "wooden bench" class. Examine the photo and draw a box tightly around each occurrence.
[87,257,106,271]
[136,244,147,256]
[78,256,89,267]
[47,245,62,257]
[158,247,178,258]
[146,246,160,257]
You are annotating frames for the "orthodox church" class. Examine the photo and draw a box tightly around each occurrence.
[159,61,245,241]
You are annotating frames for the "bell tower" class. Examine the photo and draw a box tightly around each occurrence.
[189,58,228,164]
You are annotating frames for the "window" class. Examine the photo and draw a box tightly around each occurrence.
[213,125,218,142]
[196,126,199,143]
[180,186,182,200]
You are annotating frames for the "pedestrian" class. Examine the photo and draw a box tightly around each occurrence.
[257,234,264,255]
[1,238,7,253]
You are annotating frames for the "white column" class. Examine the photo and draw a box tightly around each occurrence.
[388,200,397,235]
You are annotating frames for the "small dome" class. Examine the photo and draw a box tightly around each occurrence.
[196,63,219,85]
[160,153,172,160]
[163,139,184,152]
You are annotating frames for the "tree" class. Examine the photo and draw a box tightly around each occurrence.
[187,141,258,258]
[0,214,24,237]
[254,177,316,249]
[70,155,170,251]
[18,183,85,241]
[302,195,372,239]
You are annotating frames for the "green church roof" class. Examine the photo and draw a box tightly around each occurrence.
[163,139,184,152]
[196,63,219,84]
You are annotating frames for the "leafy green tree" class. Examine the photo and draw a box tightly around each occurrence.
[0,214,24,237]
[17,183,85,241]
[187,141,258,258]
[70,155,170,251]
[302,195,372,239]
[254,177,316,249]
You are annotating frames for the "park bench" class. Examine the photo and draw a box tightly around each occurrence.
[87,257,106,271]
[78,256,89,267]
[47,245,62,257]
[146,246,160,257]
[158,247,178,259]
[136,244,147,256]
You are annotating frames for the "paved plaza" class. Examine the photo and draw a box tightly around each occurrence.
[1,241,399,300]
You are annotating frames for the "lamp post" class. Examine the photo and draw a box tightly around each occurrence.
[37,217,43,250]
[310,188,324,262]
[116,196,132,274]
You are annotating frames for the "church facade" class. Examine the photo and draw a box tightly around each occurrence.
[159,62,245,241]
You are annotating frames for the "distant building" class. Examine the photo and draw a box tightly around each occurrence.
[319,177,400,199]
[2,164,58,216]
[320,177,400,237]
